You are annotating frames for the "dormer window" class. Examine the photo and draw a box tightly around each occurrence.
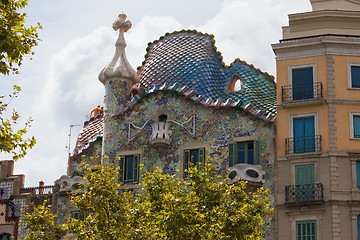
[227,76,243,92]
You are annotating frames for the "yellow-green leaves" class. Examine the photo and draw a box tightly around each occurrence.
[24,201,65,240]
[0,85,36,160]
[0,0,41,75]
[26,161,272,239]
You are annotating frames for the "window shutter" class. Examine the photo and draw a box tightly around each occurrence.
[199,148,205,165]
[119,156,125,184]
[357,215,360,240]
[229,143,234,167]
[184,150,190,178]
[351,66,360,88]
[354,116,360,139]
[295,164,315,185]
[356,162,360,190]
[133,155,140,184]
[254,140,261,165]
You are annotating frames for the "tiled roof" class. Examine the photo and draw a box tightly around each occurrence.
[72,115,103,156]
[137,30,276,116]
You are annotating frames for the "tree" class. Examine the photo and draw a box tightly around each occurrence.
[0,85,36,160]
[24,201,65,240]
[26,161,273,240]
[0,0,40,160]
[0,0,41,75]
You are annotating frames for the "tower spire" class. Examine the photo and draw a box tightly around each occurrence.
[98,13,139,85]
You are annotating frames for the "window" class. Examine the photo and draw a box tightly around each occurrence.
[289,63,316,101]
[227,76,243,92]
[348,63,360,89]
[184,148,205,178]
[229,141,260,167]
[296,220,317,240]
[293,116,315,153]
[357,215,360,240]
[119,155,140,184]
[357,162,360,190]
[292,67,314,100]
[350,112,360,139]
[0,234,11,240]
[71,210,89,221]
[295,164,315,201]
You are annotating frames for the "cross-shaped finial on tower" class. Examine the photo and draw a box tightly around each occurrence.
[98,13,139,85]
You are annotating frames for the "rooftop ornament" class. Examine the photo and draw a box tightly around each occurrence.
[98,13,139,85]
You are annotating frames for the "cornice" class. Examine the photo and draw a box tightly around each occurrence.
[272,35,360,60]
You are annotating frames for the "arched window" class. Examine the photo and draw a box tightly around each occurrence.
[234,78,242,91]
[227,76,243,92]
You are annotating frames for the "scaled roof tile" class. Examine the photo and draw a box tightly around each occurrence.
[137,30,276,116]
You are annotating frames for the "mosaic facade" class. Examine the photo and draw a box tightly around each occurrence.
[59,14,277,238]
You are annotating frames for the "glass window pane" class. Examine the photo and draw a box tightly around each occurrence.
[190,150,199,165]
[125,156,134,183]
[354,116,360,139]
[351,66,360,88]
[237,143,245,164]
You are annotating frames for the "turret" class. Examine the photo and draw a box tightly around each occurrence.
[99,14,139,163]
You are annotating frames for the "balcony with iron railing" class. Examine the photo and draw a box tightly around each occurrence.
[285,135,322,154]
[285,183,324,206]
[281,82,323,103]
[20,185,54,195]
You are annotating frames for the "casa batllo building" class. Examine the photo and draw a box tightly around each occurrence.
[65,13,277,237]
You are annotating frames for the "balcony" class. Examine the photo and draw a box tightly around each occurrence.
[150,122,172,152]
[281,83,323,103]
[285,135,322,154]
[285,183,324,206]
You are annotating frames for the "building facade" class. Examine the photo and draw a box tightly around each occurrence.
[272,0,360,239]
[64,13,277,236]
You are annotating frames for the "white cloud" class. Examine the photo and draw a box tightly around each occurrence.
[196,0,311,74]
[126,15,184,67]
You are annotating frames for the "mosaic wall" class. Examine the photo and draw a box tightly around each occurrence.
[0,179,27,239]
[0,180,14,198]
[103,90,275,194]
[68,139,102,176]
[14,197,27,240]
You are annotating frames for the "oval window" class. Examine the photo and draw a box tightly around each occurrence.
[246,169,259,178]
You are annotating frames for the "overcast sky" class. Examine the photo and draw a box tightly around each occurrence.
[1,0,312,187]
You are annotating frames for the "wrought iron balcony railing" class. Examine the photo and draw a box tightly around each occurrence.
[285,183,324,204]
[20,185,53,195]
[281,82,323,103]
[285,135,322,154]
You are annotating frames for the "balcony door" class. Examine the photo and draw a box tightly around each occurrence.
[295,164,315,201]
[293,116,315,153]
[292,67,313,100]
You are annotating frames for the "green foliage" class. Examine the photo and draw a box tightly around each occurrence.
[0,0,41,75]
[24,201,65,240]
[26,161,272,240]
[0,85,36,160]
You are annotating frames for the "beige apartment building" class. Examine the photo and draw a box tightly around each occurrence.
[272,0,360,239]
